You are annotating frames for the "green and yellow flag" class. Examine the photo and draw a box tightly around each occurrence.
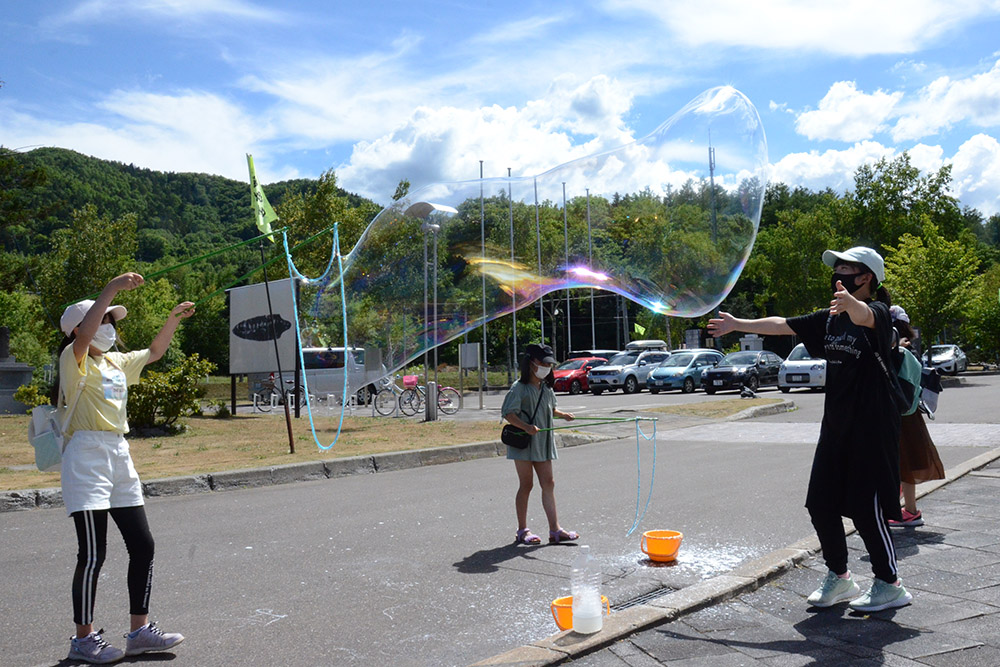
[247,154,278,242]
[634,322,646,336]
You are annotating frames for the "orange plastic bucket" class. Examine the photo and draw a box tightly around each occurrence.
[550,595,611,631]
[641,529,683,562]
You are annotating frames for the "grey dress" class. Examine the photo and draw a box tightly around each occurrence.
[501,380,558,461]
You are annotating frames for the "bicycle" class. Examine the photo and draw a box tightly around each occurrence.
[399,380,462,416]
[373,375,421,417]
[253,373,306,412]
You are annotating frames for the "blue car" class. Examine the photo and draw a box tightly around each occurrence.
[647,349,724,394]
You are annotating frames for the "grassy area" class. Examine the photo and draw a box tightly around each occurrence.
[646,397,785,420]
[200,369,523,403]
[0,413,500,492]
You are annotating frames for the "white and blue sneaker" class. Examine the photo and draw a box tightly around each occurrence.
[807,570,861,607]
[849,578,913,612]
[68,629,124,664]
[124,622,185,656]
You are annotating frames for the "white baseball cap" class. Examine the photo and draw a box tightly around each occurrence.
[60,300,128,337]
[822,246,885,284]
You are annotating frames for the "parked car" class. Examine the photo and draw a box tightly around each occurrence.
[552,356,607,394]
[647,349,724,394]
[778,343,826,393]
[701,349,783,394]
[565,349,621,361]
[924,344,967,375]
[587,350,671,394]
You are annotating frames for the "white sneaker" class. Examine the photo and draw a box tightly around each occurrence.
[124,622,185,656]
[849,579,913,612]
[807,570,861,607]
[68,629,124,664]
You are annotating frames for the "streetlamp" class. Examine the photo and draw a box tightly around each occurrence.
[404,201,457,402]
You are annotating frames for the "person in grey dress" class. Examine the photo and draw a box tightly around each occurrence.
[502,343,578,545]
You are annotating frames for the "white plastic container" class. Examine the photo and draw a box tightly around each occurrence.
[570,545,603,634]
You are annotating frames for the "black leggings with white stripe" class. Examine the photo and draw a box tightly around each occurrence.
[810,491,899,584]
[71,506,155,626]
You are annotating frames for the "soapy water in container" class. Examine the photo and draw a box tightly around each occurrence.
[301,86,767,391]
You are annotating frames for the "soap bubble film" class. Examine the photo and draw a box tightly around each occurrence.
[301,86,767,390]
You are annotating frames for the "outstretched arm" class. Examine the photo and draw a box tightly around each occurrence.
[148,302,196,363]
[707,311,794,338]
[73,273,144,362]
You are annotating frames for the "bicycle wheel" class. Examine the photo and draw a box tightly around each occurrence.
[437,387,461,415]
[374,389,397,416]
[399,388,420,416]
[253,389,275,412]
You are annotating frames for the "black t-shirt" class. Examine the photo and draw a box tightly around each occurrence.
[787,301,902,521]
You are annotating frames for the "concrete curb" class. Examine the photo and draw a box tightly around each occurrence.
[470,444,1000,666]
[0,430,610,513]
[724,398,796,421]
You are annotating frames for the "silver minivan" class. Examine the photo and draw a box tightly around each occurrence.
[250,346,382,405]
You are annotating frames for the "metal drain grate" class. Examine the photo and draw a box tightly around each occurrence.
[611,586,677,612]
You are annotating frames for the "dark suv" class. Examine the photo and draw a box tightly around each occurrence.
[701,350,782,394]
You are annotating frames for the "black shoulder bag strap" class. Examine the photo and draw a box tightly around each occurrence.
[522,387,544,428]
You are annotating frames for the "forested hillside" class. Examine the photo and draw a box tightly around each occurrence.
[1,145,998,388]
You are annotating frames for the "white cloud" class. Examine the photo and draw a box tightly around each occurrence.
[608,0,1000,56]
[0,91,291,183]
[891,59,1000,141]
[47,0,286,27]
[770,141,897,194]
[337,76,638,203]
[770,137,1000,216]
[794,82,902,142]
[949,134,1000,215]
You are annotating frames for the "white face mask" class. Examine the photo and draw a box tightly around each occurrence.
[91,323,117,352]
[533,363,551,379]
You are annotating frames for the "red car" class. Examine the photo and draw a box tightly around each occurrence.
[553,357,608,394]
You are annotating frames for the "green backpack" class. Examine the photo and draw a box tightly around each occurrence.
[894,347,923,416]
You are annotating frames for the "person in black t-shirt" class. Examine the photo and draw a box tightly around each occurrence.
[708,247,912,613]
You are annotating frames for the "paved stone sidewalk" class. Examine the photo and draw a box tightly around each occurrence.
[558,457,1000,665]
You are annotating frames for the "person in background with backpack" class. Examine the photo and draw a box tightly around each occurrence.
[55,273,193,664]
[889,305,945,528]
[708,247,912,612]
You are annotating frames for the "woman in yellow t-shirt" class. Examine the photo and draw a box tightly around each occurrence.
[56,272,194,664]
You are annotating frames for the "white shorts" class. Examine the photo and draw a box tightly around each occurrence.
[61,431,144,516]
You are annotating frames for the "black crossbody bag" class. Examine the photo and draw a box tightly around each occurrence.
[501,389,543,450]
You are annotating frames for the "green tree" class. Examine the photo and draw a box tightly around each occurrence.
[959,264,1000,363]
[884,222,980,344]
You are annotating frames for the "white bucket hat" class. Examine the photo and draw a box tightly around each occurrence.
[822,246,885,284]
[60,300,128,337]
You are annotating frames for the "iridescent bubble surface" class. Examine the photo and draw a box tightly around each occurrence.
[301,86,767,389]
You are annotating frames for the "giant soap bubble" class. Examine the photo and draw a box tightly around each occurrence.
[299,86,767,391]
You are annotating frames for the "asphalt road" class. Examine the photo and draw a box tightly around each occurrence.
[3,375,998,666]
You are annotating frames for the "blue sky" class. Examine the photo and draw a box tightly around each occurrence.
[3,0,1000,216]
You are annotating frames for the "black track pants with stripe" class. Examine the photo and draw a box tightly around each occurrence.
[71,506,155,626]
[810,491,900,584]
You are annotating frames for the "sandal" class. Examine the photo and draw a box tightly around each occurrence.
[549,528,579,544]
[515,528,542,545]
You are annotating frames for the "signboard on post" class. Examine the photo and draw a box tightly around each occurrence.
[460,342,482,410]
[228,279,297,375]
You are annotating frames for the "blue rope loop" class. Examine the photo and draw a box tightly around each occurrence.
[625,417,657,538]
[283,226,349,451]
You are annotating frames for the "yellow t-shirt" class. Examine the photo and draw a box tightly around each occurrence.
[59,345,151,436]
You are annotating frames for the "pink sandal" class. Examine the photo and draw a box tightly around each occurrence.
[515,528,542,545]
[549,529,579,544]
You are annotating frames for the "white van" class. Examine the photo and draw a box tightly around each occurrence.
[624,339,669,351]
[249,346,384,404]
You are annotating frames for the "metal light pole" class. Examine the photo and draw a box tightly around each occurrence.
[586,188,595,347]
[562,182,571,357]
[534,177,544,343]
[508,168,516,374]
[479,160,487,382]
